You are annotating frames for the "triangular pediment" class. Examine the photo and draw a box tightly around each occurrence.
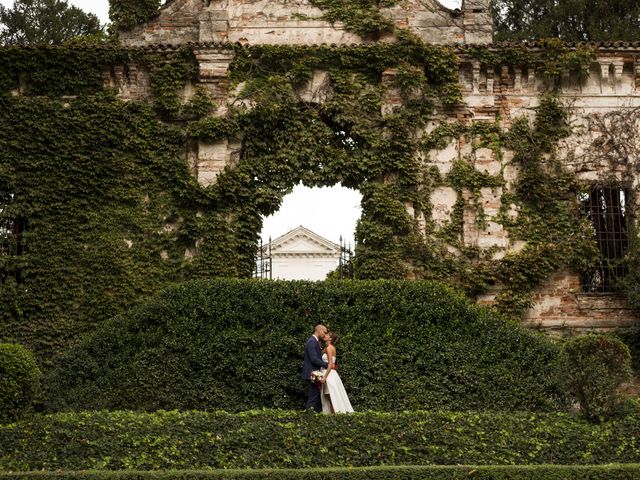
[269,226,340,256]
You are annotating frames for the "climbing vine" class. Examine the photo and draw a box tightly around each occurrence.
[306,0,398,38]
[411,94,601,315]
[467,38,596,85]
[109,0,161,32]
[209,41,461,279]
[0,0,630,364]
[570,107,640,315]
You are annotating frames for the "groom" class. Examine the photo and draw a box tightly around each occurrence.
[301,324,329,412]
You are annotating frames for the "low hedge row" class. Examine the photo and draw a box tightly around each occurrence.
[2,411,640,470]
[45,279,563,412]
[2,466,640,480]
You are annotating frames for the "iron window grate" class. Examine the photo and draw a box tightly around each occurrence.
[579,185,630,293]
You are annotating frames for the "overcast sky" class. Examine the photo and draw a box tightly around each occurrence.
[0,0,462,246]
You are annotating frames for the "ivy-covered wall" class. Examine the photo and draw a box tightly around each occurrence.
[0,46,251,362]
[0,1,638,363]
[113,0,493,47]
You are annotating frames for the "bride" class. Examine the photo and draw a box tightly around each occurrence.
[320,331,354,414]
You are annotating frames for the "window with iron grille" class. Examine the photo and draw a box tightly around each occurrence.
[0,194,26,285]
[579,185,630,293]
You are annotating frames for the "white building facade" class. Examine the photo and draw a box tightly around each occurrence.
[267,226,341,281]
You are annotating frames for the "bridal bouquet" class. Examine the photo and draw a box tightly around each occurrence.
[310,370,323,384]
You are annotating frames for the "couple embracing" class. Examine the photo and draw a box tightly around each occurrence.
[301,324,354,414]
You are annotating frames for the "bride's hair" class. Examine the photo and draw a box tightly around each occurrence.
[327,331,340,345]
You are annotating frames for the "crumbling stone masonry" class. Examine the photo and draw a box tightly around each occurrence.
[110,0,638,333]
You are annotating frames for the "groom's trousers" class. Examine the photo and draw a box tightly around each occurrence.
[305,380,322,412]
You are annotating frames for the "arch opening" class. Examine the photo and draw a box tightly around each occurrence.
[257,184,362,281]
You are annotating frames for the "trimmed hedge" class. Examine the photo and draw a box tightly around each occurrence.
[0,344,41,422]
[617,325,640,372]
[560,334,632,420]
[45,279,563,412]
[2,410,640,470]
[2,467,640,480]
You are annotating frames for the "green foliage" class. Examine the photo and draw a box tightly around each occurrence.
[307,0,397,38]
[109,0,160,32]
[3,410,640,469]
[535,40,596,85]
[0,91,233,362]
[617,325,640,372]
[0,343,41,423]
[0,0,102,46]
[559,334,633,421]
[0,38,620,368]
[0,45,133,96]
[622,225,640,319]
[45,279,563,412]
[411,92,598,314]
[3,467,640,480]
[146,49,216,119]
[492,0,640,41]
[492,95,599,316]
[0,42,462,363]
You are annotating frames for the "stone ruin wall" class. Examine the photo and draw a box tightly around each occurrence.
[118,0,492,46]
[452,48,640,333]
[108,0,638,333]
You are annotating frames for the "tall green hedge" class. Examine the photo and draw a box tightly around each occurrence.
[2,467,640,480]
[45,279,562,412]
[2,410,640,470]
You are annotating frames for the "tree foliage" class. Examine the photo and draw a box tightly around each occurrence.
[0,0,102,45]
[493,0,640,41]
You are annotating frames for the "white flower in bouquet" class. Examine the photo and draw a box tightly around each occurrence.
[310,370,323,383]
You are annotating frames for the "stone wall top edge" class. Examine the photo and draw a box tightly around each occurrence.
[5,41,640,54]
[6,39,640,54]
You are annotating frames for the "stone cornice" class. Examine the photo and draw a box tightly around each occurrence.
[5,40,640,54]
[272,252,340,259]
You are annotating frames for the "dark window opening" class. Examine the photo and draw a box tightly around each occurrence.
[0,194,26,285]
[579,185,629,293]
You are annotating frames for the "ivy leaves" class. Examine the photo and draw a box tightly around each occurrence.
[109,0,161,32]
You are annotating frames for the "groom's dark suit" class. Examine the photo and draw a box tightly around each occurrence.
[301,335,329,412]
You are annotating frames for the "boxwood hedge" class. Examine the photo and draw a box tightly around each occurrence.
[44,279,564,412]
[2,410,640,470]
[2,466,640,480]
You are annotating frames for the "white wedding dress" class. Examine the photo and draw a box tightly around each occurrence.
[320,353,354,414]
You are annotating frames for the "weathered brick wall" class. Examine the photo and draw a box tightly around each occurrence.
[118,0,493,46]
[456,48,640,331]
[111,1,638,333]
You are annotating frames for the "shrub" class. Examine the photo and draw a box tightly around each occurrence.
[109,0,161,31]
[44,279,563,412]
[2,466,640,480]
[617,325,640,372]
[560,334,633,420]
[1,410,640,470]
[0,344,41,423]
